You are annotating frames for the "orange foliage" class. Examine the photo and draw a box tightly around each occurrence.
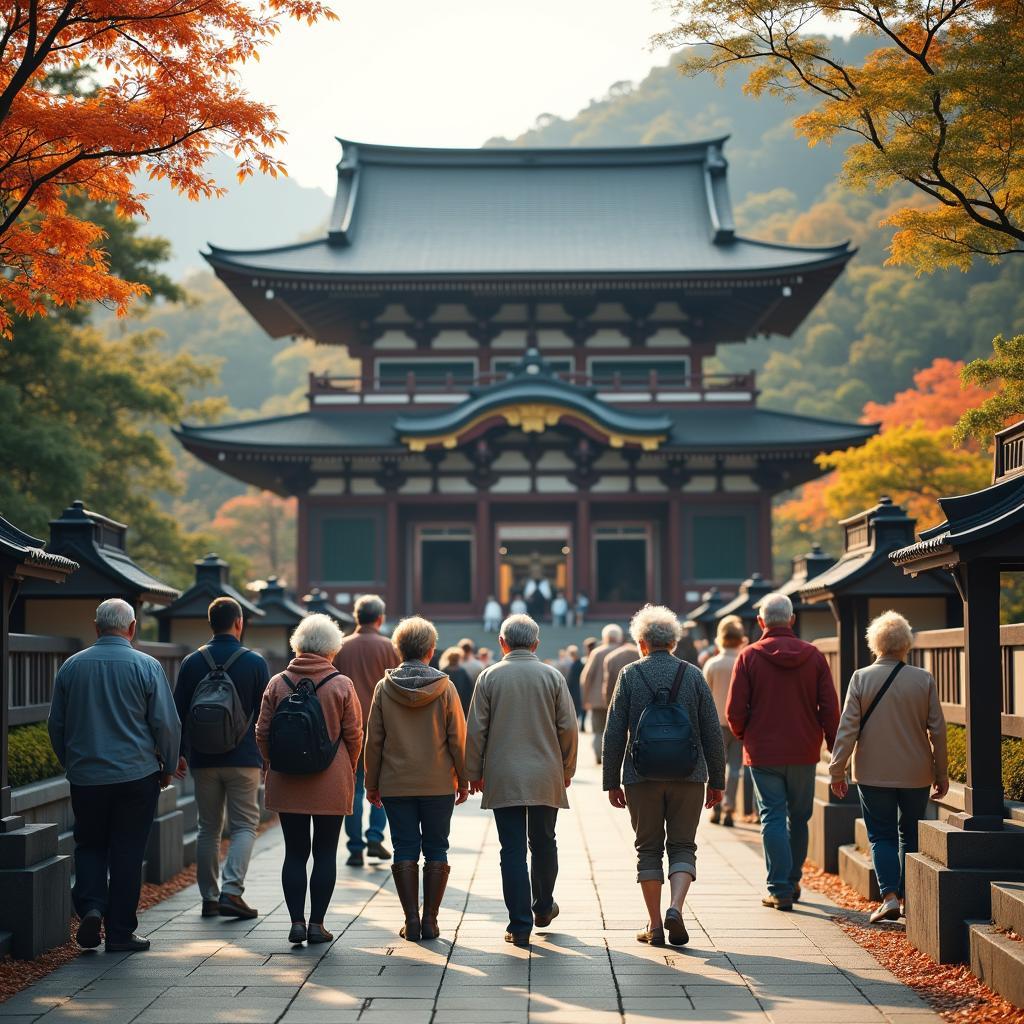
[0,0,336,335]
[861,359,998,435]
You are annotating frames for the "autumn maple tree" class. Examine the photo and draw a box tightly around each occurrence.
[656,0,1024,271]
[0,0,335,336]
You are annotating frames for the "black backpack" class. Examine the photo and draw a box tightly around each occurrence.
[187,646,252,755]
[630,660,700,781]
[268,672,342,775]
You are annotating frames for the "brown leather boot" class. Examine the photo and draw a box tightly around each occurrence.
[391,861,421,940]
[420,861,450,940]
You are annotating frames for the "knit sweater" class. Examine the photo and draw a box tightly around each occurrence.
[602,650,726,791]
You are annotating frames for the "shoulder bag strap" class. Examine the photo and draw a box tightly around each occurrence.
[859,662,904,733]
[280,674,299,693]
[633,663,660,700]
[667,660,687,703]
[199,646,218,671]
[220,646,247,673]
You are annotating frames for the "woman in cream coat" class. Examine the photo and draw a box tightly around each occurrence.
[829,611,948,924]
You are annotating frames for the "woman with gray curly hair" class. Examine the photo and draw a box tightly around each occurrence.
[829,610,948,924]
[602,604,726,947]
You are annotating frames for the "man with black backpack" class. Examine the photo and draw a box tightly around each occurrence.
[173,597,269,920]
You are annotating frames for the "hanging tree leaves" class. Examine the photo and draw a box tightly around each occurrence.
[0,0,336,336]
[655,0,1024,271]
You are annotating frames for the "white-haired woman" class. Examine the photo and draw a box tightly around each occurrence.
[603,605,726,947]
[830,611,948,924]
[256,613,363,945]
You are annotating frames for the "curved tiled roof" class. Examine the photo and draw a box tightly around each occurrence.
[0,516,79,578]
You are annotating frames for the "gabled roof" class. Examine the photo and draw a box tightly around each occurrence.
[715,574,774,621]
[303,588,354,628]
[684,587,726,625]
[0,515,79,581]
[253,576,308,628]
[206,138,851,280]
[153,553,262,621]
[203,138,854,341]
[772,545,836,611]
[17,500,175,603]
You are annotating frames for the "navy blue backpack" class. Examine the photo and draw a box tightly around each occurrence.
[630,661,699,781]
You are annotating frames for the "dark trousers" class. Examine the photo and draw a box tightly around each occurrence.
[493,805,559,934]
[70,772,161,942]
[382,795,455,863]
[278,813,343,924]
[858,785,930,898]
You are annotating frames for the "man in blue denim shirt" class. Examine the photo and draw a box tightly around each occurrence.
[48,598,180,953]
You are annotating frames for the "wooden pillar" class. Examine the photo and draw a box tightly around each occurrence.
[476,496,492,608]
[958,558,1005,830]
[575,496,592,603]
[386,500,401,614]
[833,596,856,701]
[1,575,11,820]
[667,492,683,611]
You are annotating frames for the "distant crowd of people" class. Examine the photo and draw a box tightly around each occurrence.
[47,588,947,952]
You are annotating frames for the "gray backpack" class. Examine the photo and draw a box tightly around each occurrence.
[187,647,252,755]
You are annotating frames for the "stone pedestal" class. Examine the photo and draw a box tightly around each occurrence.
[906,819,1024,963]
[144,785,184,884]
[809,772,859,873]
[970,882,1024,1008]
[0,816,71,958]
[838,817,881,901]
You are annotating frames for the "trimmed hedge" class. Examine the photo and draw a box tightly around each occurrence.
[947,724,1024,803]
[9,722,63,788]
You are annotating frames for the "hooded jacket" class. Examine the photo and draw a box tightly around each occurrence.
[363,660,468,798]
[726,627,840,766]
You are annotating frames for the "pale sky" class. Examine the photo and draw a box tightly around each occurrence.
[239,1,669,192]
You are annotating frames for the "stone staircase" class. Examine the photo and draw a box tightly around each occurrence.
[969,881,1024,1008]
[838,815,881,902]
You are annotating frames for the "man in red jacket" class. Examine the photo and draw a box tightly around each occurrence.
[726,592,840,910]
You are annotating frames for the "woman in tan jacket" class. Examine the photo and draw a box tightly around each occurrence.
[829,611,948,924]
[364,616,468,941]
[256,613,363,946]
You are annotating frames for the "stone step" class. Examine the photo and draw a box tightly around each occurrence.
[969,920,1024,1008]
[919,818,1024,869]
[839,842,880,902]
[855,815,870,853]
[991,881,1024,935]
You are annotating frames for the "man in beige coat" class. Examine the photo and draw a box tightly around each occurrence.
[466,614,578,946]
[579,623,622,764]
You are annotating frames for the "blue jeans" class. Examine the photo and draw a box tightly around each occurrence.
[750,764,815,898]
[381,795,456,863]
[493,805,559,934]
[858,785,930,898]
[345,762,388,854]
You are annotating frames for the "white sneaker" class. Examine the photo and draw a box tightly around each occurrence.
[869,895,901,924]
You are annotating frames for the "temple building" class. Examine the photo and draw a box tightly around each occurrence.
[179,138,874,620]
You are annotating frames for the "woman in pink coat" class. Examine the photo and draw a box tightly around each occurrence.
[256,613,363,945]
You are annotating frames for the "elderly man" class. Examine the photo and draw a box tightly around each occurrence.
[458,638,485,683]
[48,599,180,952]
[466,614,578,946]
[602,637,640,708]
[335,593,400,866]
[727,592,840,910]
[579,623,622,763]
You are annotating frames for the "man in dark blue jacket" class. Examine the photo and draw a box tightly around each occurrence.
[173,597,269,919]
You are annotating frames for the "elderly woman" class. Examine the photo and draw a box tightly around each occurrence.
[256,613,363,945]
[364,617,468,941]
[830,611,948,924]
[603,605,726,947]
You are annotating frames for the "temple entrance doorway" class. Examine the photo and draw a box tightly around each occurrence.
[496,524,571,619]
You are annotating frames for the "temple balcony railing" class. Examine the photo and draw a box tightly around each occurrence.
[7,634,190,726]
[815,625,1024,739]
[307,370,758,408]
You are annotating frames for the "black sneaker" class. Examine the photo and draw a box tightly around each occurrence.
[201,900,220,918]
[346,852,364,867]
[288,922,307,945]
[367,842,392,861]
[76,909,102,949]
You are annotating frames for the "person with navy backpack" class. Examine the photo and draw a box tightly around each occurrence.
[173,597,269,921]
[255,613,363,945]
[603,605,725,948]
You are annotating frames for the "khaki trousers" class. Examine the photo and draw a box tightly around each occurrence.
[624,780,704,883]
[194,766,261,900]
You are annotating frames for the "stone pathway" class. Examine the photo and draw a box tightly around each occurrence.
[1,751,940,1024]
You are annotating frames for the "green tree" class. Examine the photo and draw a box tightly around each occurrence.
[955,334,1024,447]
